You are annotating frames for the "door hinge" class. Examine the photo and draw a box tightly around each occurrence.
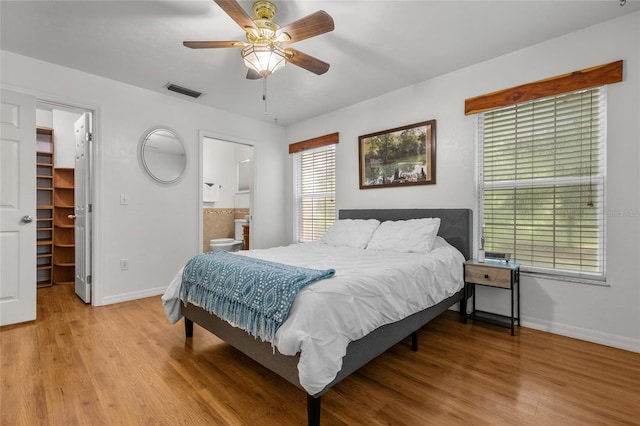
[87,275,92,284]
[88,204,93,212]
[87,132,93,142]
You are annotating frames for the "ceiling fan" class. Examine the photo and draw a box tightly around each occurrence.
[183,0,335,79]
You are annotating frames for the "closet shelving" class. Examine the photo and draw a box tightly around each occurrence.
[53,168,75,285]
[36,127,54,288]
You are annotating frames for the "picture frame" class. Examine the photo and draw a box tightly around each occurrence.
[358,120,436,189]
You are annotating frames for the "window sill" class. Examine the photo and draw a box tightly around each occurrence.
[521,270,608,287]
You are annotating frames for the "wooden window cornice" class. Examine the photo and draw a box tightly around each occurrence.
[289,132,339,154]
[464,60,623,115]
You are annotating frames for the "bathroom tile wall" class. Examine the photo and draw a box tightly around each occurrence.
[202,208,250,252]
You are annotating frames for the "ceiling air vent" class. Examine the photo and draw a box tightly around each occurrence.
[166,83,202,99]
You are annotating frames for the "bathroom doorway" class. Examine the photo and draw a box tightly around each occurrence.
[200,135,254,253]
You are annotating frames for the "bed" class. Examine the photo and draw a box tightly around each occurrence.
[164,208,472,425]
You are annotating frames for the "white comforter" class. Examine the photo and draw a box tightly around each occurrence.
[162,237,464,395]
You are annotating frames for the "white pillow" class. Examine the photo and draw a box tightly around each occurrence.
[366,218,441,254]
[321,219,381,249]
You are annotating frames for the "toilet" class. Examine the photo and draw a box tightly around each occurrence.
[210,219,247,252]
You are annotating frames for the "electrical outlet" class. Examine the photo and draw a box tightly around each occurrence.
[120,259,129,271]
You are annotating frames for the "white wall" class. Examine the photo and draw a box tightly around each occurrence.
[202,138,253,209]
[202,137,237,208]
[36,108,53,128]
[2,50,287,306]
[285,12,640,352]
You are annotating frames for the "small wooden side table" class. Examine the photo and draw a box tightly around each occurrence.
[464,259,521,335]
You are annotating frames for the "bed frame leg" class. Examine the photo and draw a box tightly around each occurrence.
[185,318,194,338]
[307,395,321,426]
[411,331,418,352]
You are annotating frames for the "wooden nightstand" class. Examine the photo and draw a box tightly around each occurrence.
[463,259,520,335]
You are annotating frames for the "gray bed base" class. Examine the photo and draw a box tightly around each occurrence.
[181,208,473,425]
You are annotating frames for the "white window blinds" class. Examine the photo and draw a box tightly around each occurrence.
[479,87,606,280]
[294,144,336,242]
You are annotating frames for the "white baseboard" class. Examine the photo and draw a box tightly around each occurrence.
[96,295,640,354]
[522,315,640,353]
[99,286,166,306]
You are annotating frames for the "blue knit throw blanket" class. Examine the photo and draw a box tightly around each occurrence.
[180,251,335,342]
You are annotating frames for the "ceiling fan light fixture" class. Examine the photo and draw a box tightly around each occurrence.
[241,43,286,77]
[183,0,334,79]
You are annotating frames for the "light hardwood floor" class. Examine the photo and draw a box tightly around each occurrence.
[1,284,638,425]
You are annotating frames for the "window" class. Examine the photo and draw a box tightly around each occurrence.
[478,87,606,281]
[294,144,336,242]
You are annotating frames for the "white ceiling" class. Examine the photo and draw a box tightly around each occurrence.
[2,1,639,126]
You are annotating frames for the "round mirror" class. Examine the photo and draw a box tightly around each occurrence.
[140,128,186,183]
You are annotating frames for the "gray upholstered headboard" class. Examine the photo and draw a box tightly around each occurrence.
[339,209,473,260]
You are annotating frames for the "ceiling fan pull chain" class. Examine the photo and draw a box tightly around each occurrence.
[263,77,268,114]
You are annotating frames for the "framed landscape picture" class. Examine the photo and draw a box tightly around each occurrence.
[358,120,436,189]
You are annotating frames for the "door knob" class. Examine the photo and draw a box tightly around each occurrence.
[21,215,33,223]
[68,215,76,220]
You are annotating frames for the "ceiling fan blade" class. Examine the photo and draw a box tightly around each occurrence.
[183,41,246,49]
[214,0,257,31]
[246,69,263,80]
[277,10,334,43]
[285,48,330,75]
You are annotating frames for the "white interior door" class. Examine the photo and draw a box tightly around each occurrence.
[74,113,91,303]
[1,89,37,326]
